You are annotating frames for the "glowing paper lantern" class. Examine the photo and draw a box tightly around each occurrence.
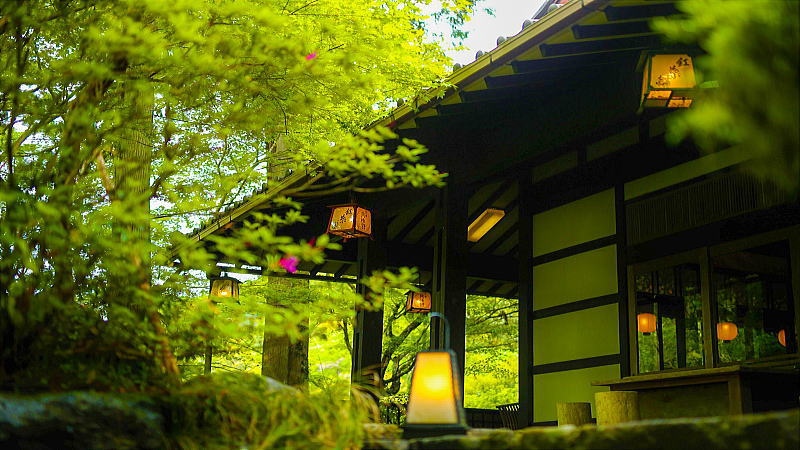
[778,329,787,347]
[716,322,738,342]
[405,291,432,313]
[641,54,697,109]
[637,313,657,335]
[326,204,372,239]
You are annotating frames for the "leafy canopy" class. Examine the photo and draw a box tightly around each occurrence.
[0,0,472,389]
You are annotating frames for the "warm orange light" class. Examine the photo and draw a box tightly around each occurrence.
[406,351,462,425]
[326,204,372,239]
[405,291,432,313]
[778,329,787,347]
[668,97,693,108]
[647,90,672,100]
[467,208,505,242]
[637,313,657,335]
[642,54,697,109]
[717,322,738,342]
[210,277,239,299]
[648,54,696,90]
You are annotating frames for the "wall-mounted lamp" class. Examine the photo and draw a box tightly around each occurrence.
[467,208,505,242]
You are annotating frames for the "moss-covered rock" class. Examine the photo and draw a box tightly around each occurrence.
[0,392,167,449]
[401,409,800,450]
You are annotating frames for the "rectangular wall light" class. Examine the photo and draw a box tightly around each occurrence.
[467,208,505,242]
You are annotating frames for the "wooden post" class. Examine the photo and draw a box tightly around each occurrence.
[595,391,640,425]
[615,184,631,377]
[350,216,387,388]
[518,176,535,427]
[557,402,592,426]
[431,184,469,402]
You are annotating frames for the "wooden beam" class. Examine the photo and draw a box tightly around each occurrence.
[540,35,663,57]
[391,200,435,242]
[604,3,680,21]
[571,21,652,39]
[468,178,516,224]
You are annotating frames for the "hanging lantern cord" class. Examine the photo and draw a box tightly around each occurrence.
[429,312,450,351]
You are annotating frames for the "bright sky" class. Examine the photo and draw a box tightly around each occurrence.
[432,0,549,66]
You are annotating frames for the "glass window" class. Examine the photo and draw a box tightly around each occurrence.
[634,263,705,373]
[712,240,796,363]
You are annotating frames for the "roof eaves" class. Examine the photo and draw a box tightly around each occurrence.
[373,0,609,130]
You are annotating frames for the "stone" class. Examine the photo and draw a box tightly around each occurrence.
[0,392,167,449]
[401,409,799,449]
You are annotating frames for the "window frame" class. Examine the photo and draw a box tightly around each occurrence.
[627,225,800,376]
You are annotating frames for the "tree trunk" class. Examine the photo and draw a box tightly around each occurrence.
[261,277,309,388]
[112,84,178,378]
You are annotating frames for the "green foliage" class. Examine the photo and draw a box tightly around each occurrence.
[653,0,800,191]
[168,372,369,449]
[463,294,518,408]
[0,0,458,389]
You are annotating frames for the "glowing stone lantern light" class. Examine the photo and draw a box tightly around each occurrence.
[777,329,787,347]
[326,204,372,239]
[641,53,697,109]
[405,291,432,313]
[403,313,468,439]
[637,313,657,335]
[210,275,240,299]
[716,322,739,342]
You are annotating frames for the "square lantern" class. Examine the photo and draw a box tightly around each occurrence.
[641,53,697,109]
[405,291,432,313]
[209,276,240,299]
[403,349,468,438]
[326,204,372,239]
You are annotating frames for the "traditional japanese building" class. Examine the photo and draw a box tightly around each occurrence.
[174,0,800,427]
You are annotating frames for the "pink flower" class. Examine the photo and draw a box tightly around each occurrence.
[305,52,317,61]
[279,256,299,273]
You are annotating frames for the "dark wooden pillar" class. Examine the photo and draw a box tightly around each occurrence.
[615,184,631,377]
[518,176,534,427]
[430,184,469,402]
[351,217,387,386]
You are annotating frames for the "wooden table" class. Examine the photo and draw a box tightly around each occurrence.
[592,364,800,419]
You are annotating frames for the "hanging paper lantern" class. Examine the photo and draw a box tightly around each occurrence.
[209,275,240,299]
[641,53,697,109]
[326,204,372,239]
[637,313,657,335]
[777,329,787,347]
[405,291,432,313]
[717,322,738,342]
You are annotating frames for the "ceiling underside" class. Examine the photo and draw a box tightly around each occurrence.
[196,0,687,298]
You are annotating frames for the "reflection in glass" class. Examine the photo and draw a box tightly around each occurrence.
[635,264,704,373]
[713,241,796,363]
